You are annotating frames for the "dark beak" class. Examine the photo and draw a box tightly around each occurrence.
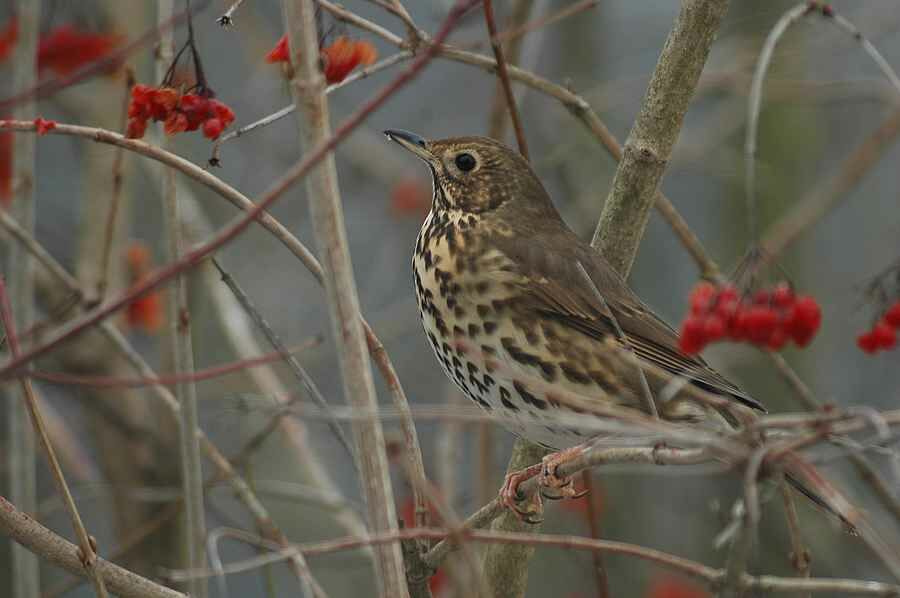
[384,129,432,161]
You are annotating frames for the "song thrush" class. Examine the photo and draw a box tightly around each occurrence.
[385,130,767,518]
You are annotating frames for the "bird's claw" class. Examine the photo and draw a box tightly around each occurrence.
[538,449,587,500]
[499,447,590,521]
[499,463,544,523]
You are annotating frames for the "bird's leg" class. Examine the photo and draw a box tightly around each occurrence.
[539,445,589,500]
[499,462,544,524]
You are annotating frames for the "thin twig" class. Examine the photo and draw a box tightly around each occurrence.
[827,9,900,96]
[482,0,530,159]
[361,319,430,532]
[217,0,246,26]
[96,70,134,301]
[744,3,812,242]
[486,0,534,148]
[31,338,321,388]
[779,482,811,598]
[718,500,754,598]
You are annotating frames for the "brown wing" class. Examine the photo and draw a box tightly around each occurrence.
[490,225,765,413]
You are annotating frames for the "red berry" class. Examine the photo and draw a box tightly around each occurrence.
[153,87,179,112]
[702,315,726,342]
[689,283,716,315]
[746,306,777,345]
[163,111,188,135]
[729,308,751,340]
[772,283,794,308]
[180,94,208,130]
[179,92,205,112]
[786,296,821,346]
[884,302,900,328]
[131,84,152,102]
[209,99,235,126]
[126,117,147,139]
[679,317,706,354]
[857,331,879,354]
[766,327,787,351]
[752,289,771,305]
[715,297,738,320]
[718,285,739,303]
[202,118,224,140]
[873,321,897,349]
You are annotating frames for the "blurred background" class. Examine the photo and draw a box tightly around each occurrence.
[1,1,899,596]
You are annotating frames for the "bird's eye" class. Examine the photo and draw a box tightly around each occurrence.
[454,152,477,172]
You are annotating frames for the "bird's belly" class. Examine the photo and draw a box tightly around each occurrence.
[414,258,602,449]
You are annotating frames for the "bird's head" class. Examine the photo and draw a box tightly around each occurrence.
[385,130,557,218]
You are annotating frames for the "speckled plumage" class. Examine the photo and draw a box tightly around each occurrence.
[390,132,763,450]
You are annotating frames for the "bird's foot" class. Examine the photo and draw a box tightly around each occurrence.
[538,446,589,501]
[499,446,590,522]
[499,463,544,524]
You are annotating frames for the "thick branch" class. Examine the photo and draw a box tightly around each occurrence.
[481,441,547,598]
[591,0,730,276]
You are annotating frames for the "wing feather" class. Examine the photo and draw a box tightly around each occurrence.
[489,225,764,413]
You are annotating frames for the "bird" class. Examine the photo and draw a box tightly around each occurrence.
[384,130,779,520]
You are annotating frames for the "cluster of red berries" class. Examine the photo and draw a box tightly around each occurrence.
[856,301,900,354]
[679,282,822,354]
[266,35,377,85]
[126,85,235,141]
